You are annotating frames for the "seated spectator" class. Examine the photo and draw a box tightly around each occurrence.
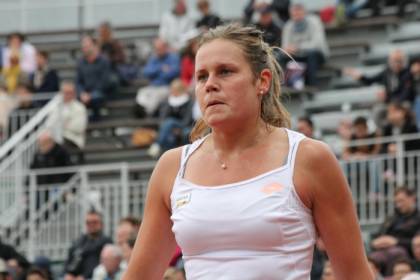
[196,0,222,31]
[30,130,73,185]
[281,3,329,86]
[370,187,420,276]
[244,0,290,25]
[92,245,124,280]
[147,79,193,158]
[97,22,125,70]
[297,116,315,138]
[381,102,420,154]
[135,38,180,117]
[7,84,35,136]
[159,0,195,51]
[255,5,282,47]
[392,259,414,280]
[46,81,87,164]
[412,234,420,272]
[1,49,29,94]
[29,50,59,97]
[26,267,49,280]
[2,32,36,74]
[0,88,16,139]
[344,50,414,106]
[64,211,112,280]
[342,116,380,160]
[411,59,420,129]
[77,35,114,121]
[116,217,141,247]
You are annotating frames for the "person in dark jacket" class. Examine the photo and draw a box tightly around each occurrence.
[255,6,282,47]
[370,187,420,276]
[381,102,420,154]
[30,130,73,185]
[244,0,290,24]
[344,49,414,104]
[147,79,193,157]
[30,51,59,94]
[64,211,112,280]
[196,0,222,30]
[77,35,114,121]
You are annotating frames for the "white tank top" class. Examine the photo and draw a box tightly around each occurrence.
[170,129,316,280]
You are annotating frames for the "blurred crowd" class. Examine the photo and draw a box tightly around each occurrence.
[1,0,420,279]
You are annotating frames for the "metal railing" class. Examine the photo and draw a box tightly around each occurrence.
[2,131,420,261]
[0,94,60,228]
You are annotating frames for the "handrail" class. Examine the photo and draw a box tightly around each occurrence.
[0,93,60,160]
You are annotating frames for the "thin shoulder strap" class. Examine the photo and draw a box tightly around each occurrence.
[178,136,208,178]
[286,129,306,169]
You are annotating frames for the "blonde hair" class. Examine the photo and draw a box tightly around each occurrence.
[190,23,290,141]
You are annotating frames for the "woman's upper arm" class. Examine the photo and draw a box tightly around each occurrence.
[294,139,374,280]
[123,148,182,280]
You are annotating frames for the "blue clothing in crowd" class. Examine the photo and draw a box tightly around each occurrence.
[143,53,180,86]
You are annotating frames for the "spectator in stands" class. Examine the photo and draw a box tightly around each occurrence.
[196,0,222,31]
[1,49,29,94]
[244,0,290,25]
[0,238,30,280]
[159,0,195,51]
[147,79,193,158]
[91,245,124,280]
[30,130,73,185]
[64,210,112,280]
[0,88,16,139]
[7,84,35,137]
[97,22,126,70]
[135,38,180,117]
[26,267,48,280]
[392,259,414,280]
[255,5,282,47]
[412,234,420,271]
[342,116,380,160]
[281,3,329,86]
[115,216,141,247]
[297,116,314,138]
[180,30,200,88]
[344,49,414,105]
[46,81,87,164]
[381,102,420,153]
[77,35,114,121]
[29,50,59,96]
[2,32,36,74]
[370,187,420,275]
[411,59,420,130]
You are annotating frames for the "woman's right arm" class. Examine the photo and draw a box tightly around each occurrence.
[122,148,182,280]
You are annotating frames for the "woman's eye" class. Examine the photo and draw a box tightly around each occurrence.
[197,74,207,82]
[220,68,232,75]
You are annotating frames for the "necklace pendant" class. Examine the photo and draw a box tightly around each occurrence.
[221,163,227,169]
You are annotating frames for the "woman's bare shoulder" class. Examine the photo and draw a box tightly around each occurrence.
[296,138,336,169]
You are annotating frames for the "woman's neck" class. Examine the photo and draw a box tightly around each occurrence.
[210,119,270,155]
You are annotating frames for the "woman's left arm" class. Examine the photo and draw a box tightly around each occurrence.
[294,139,374,279]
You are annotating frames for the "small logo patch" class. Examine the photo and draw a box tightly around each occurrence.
[176,193,191,208]
[261,183,285,195]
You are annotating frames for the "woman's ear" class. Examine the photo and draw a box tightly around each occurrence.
[258,69,272,95]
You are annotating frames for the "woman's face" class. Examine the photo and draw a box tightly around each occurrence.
[195,39,265,129]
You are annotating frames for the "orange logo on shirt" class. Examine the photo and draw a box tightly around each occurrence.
[261,183,285,195]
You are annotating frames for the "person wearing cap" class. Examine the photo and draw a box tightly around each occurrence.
[281,2,329,86]
[255,5,282,47]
